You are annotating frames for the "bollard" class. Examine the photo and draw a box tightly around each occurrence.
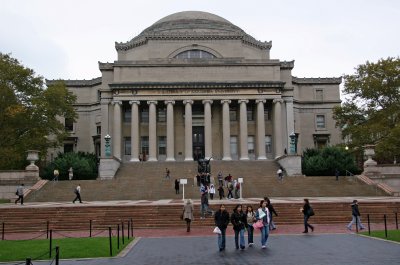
[384,214,388,238]
[131,218,133,237]
[367,214,371,235]
[109,227,112,256]
[117,224,120,249]
[396,213,398,230]
[2,222,4,240]
[46,220,49,239]
[25,258,31,265]
[55,246,60,265]
[127,220,130,239]
[49,229,53,258]
[90,220,92,238]
[122,221,125,245]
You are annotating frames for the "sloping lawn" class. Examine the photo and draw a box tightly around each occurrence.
[361,230,400,243]
[0,237,134,262]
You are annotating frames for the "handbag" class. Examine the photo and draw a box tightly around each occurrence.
[213,226,221,234]
[253,220,264,229]
[308,207,315,216]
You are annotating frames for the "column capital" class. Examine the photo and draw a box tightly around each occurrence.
[220,99,231,104]
[147,100,158,105]
[112,100,122,105]
[129,100,140,105]
[202,99,213,105]
[256,99,266,104]
[284,98,294,103]
[183,99,194,105]
[238,99,249,104]
[165,100,175,105]
[273,98,284,104]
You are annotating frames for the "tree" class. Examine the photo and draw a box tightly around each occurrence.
[0,53,77,169]
[333,57,400,163]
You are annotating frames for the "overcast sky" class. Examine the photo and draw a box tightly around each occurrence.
[1,0,399,81]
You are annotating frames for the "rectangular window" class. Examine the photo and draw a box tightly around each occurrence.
[230,136,238,155]
[248,136,255,154]
[229,107,237,121]
[123,105,131,123]
[316,115,326,129]
[64,144,74,153]
[264,108,271,121]
[158,107,166,122]
[247,106,254,121]
[65,118,74,132]
[141,108,149,123]
[124,137,131,155]
[141,136,149,158]
[97,90,101,102]
[158,136,166,155]
[96,126,101,135]
[265,136,272,153]
[316,89,324,101]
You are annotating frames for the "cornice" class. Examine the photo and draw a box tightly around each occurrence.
[292,77,342,85]
[99,62,114,70]
[280,60,295,70]
[109,81,285,90]
[46,77,102,87]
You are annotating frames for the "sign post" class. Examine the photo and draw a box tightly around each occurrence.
[238,177,243,200]
[180,179,187,201]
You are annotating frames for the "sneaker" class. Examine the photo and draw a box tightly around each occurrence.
[360,227,365,230]
[262,245,266,249]
[302,231,308,233]
[347,226,351,231]
[249,243,254,247]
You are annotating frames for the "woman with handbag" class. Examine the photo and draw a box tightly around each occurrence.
[182,199,194,232]
[214,204,230,251]
[231,204,247,250]
[255,200,270,249]
[301,198,314,233]
[246,205,256,247]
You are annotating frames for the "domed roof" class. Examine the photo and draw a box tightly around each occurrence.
[115,11,271,51]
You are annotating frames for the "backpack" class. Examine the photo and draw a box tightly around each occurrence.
[308,207,315,216]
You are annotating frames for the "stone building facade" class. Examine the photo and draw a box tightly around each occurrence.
[48,11,342,178]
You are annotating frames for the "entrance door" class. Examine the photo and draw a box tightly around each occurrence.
[192,126,205,161]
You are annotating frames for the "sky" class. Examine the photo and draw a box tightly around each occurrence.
[1,0,399,81]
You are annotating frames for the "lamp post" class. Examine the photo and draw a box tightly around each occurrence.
[289,132,296,155]
[104,134,111,158]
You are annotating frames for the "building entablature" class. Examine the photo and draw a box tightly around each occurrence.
[280,60,295,70]
[292,77,342,85]
[46,77,102,87]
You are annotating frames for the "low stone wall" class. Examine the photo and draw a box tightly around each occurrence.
[98,157,121,179]
[0,169,40,199]
[363,165,400,193]
[277,155,302,176]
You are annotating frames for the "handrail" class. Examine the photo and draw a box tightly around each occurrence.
[345,170,355,177]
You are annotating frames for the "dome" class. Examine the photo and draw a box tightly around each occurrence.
[154,11,231,25]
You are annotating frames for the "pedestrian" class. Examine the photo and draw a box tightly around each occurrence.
[196,173,201,187]
[217,171,223,187]
[53,168,59,181]
[347,200,366,231]
[256,200,270,249]
[335,168,340,181]
[200,184,213,218]
[214,204,230,252]
[175,179,180,194]
[68,167,74,180]
[231,204,247,250]
[209,184,215,200]
[14,183,24,205]
[73,184,82,203]
[234,180,240,199]
[182,199,194,232]
[139,153,143,162]
[227,181,233,199]
[301,198,314,233]
[218,185,225,200]
[277,167,283,181]
[264,197,278,230]
[246,205,256,247]
[165,168,170,179]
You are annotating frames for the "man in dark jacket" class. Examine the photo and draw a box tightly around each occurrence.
[347,200,365,230]
[215,204,230,251]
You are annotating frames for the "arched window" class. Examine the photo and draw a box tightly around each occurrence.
[174,49,216,59]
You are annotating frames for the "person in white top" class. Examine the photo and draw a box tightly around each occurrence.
[73,184,82,203]
[209,184,216,200]
[277,167,283,181]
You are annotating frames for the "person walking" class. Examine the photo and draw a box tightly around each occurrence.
[301,198,314,233]
[214,204,230,252]
[277,167,283,181]
[264,197,278,230]
[73,184,82,203]
[68,167,74,180]
[14,183,24,205]
[335,168,340,181]
[182,199,194,232]
[256,200,270,249]
[200,184,213,218]
[231,204,247,250]
[175,179,180,194]
[218,185,225,200]
[217,171,223,187]
[165,168,170,179]
[347,200,366,231]
[227,181,233,199]
[246,205,256,247]
[209,184,215,200]
[53,169,59,181]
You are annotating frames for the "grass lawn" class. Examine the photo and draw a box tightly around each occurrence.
[0,199,10,204]
[0,236,134,262]
[361,230,400,243]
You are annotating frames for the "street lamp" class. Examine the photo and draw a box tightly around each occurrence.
[104,134,111,158]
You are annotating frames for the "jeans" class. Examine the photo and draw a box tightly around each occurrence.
[304,215,314,232]
[347,215,365,230]
[234,228,245,249]
[260,225,269,246]
[247,224,254,244]
[269,213,276,230]
[218,227,226,250]
[201,203,212,217]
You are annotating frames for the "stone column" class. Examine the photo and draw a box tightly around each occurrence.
[112,100,122,160]
[147,100,158,161]
[256,99,267,160]
[239,99,249,160]
[221,99,232,160]
[129,100,140,162]
[285,98,295,151]
[203,100,213,160]
[165,100,175,161]
[184,100,194,161]
[273,99,284,158]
